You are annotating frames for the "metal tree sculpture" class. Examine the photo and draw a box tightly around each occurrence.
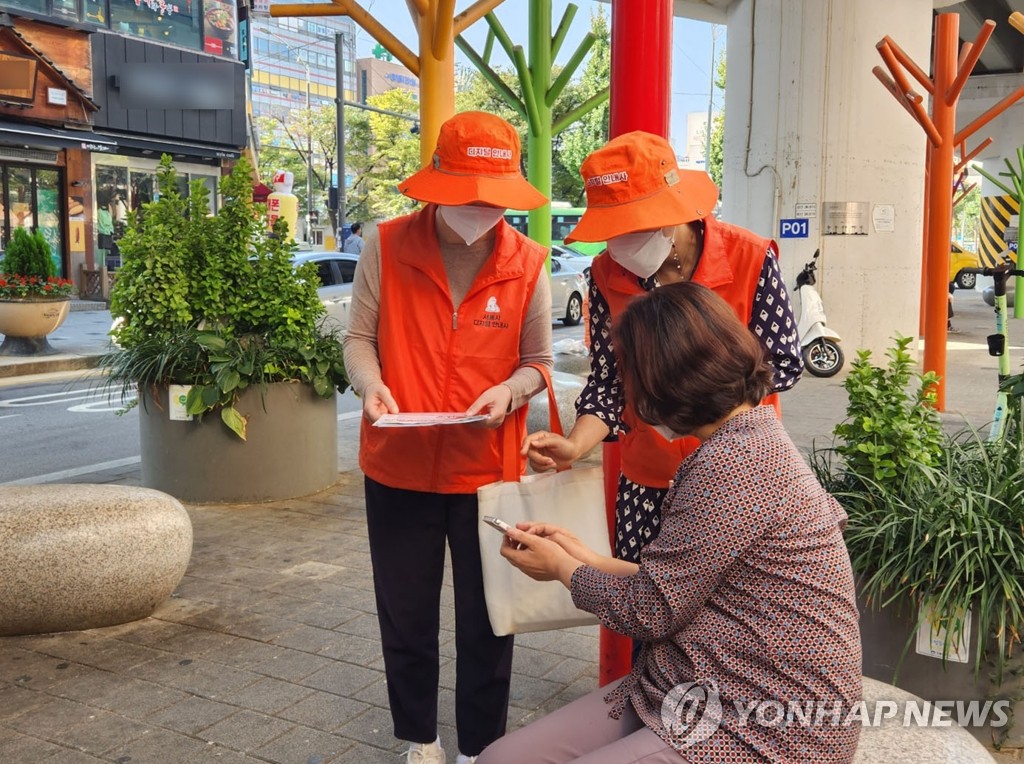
[456,1,609,249]
[873,12,1024,409]
[270,0,506,167]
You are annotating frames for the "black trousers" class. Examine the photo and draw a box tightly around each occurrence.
[364,477,514,757]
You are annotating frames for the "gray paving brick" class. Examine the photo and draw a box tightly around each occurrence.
[40,747,108,763]
[198,709,295,751]
[330,614,381,642]
[314,635,382,668]
[227,677,314,715]
[333,706,400,749]
[48,670,177,715]
[0,650,95,690]
[129,655,262,699]
[254,725,351,764]
[4,696,103,738]
[249,649,337,683]
[0,725,65,761]
[351,677,389,708]
[299,662,381,698]
[143,695,239,735]
[511,646,567,679]
[331,741,401,764]
[277,692,371,732]
[0,680,52,720]
[103,726,215,764]
[508,674,564,709]
[57,710,153,756]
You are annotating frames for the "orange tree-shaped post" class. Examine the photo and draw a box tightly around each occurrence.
[271,0,506,167]
[873,12,1024,410]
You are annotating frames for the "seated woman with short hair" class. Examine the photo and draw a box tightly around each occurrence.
[479,282,861,764]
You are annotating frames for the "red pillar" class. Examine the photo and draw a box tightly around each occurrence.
[610,0,672,137]
[600,0,673,687]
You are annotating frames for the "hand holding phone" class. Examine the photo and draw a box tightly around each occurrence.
[482,515,524,549]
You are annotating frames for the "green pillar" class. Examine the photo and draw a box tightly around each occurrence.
[526,0,553,256]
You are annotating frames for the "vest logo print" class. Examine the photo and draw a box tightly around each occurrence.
[475,296,508,329]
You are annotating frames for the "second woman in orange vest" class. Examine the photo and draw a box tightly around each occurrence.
[522,131,803,565]
[343,112,552,764]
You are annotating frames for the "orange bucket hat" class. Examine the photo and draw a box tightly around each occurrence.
[565,131,719,243]
[398,111,547,210]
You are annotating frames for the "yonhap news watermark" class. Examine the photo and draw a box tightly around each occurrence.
[661,681,1012,749]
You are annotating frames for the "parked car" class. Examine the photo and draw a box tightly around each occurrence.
[949,242,980,289]
[297,248,589,331]
[292,251,357,333]
[549,249,588,326]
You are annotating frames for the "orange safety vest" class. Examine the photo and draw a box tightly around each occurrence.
[359,205,548,494]
[590,216,780,489]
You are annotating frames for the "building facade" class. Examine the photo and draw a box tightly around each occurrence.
[356,55,417,104]
[0,0,245,291]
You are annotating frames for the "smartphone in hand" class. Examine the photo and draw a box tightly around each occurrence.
[482,516,524,549]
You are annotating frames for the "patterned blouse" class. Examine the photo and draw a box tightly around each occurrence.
[570,407,862,763]
[577,248,802,436]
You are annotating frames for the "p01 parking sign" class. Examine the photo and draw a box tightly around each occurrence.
[779,218,809,238]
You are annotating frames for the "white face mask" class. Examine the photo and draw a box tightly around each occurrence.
[652,423,685,442]
[438,205,506,245]
[607,229,674,279]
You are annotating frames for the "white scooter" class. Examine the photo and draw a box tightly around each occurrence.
[795,249,844,377]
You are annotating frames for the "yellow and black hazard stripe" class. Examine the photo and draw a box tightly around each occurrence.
[979,194,1020,267]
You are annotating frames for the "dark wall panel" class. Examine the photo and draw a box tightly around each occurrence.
[91,33,245,148]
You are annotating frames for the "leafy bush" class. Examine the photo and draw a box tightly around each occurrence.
[814,337,1024,682]
[832,335,945,491]
[103,155,348,439]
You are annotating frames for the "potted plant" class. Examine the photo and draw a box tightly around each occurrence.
[0,227,74,355]
[102,155,348,503]
[813,336,1024,748]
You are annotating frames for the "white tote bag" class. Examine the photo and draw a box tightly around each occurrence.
[477,367,611,636]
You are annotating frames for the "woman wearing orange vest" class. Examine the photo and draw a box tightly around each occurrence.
[342,112,552,764]
[523,131,803,565]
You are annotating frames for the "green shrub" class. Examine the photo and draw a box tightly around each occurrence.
[104,154,348,440]
[3,227,55,279]
[814,336,1024,683]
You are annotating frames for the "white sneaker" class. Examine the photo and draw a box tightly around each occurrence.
[406,737,445,764]
[455,756,477,764]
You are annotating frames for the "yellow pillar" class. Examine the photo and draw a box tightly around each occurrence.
[417,5,456,167]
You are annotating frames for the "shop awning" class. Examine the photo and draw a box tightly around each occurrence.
[95,132,241,161]
[0,120,118,152]
[0,120,241,161]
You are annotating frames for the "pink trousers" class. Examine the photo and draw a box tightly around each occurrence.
[475,678,689,764]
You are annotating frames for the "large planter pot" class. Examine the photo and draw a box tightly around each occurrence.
[139,382,338,503]
[0,297,71,355]
[859,589,1024,748]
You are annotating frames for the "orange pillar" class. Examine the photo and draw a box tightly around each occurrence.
[924,15,959,411]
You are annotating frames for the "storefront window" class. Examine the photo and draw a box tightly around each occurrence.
[96,165,128,269]
[0,164,65,277]
[1,0,47,13]
[51,0,81,21]
[109,0,201,51]
[83,0,109,25]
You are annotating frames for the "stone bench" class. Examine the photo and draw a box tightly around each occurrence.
[0,484,192,636]
[854,677,996,763]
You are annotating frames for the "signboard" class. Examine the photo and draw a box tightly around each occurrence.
[795,201,817,218]
[872,204,895,233]
[779,218,810,239]
[916,602,971,663]
[823,201,870,235]
[0,52,38,104]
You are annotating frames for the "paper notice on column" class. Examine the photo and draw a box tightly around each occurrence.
[373,413,487,427]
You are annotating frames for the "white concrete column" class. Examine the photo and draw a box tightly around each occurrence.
[720,0,933,357]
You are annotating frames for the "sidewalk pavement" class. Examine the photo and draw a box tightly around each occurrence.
[0,291,1021,763]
